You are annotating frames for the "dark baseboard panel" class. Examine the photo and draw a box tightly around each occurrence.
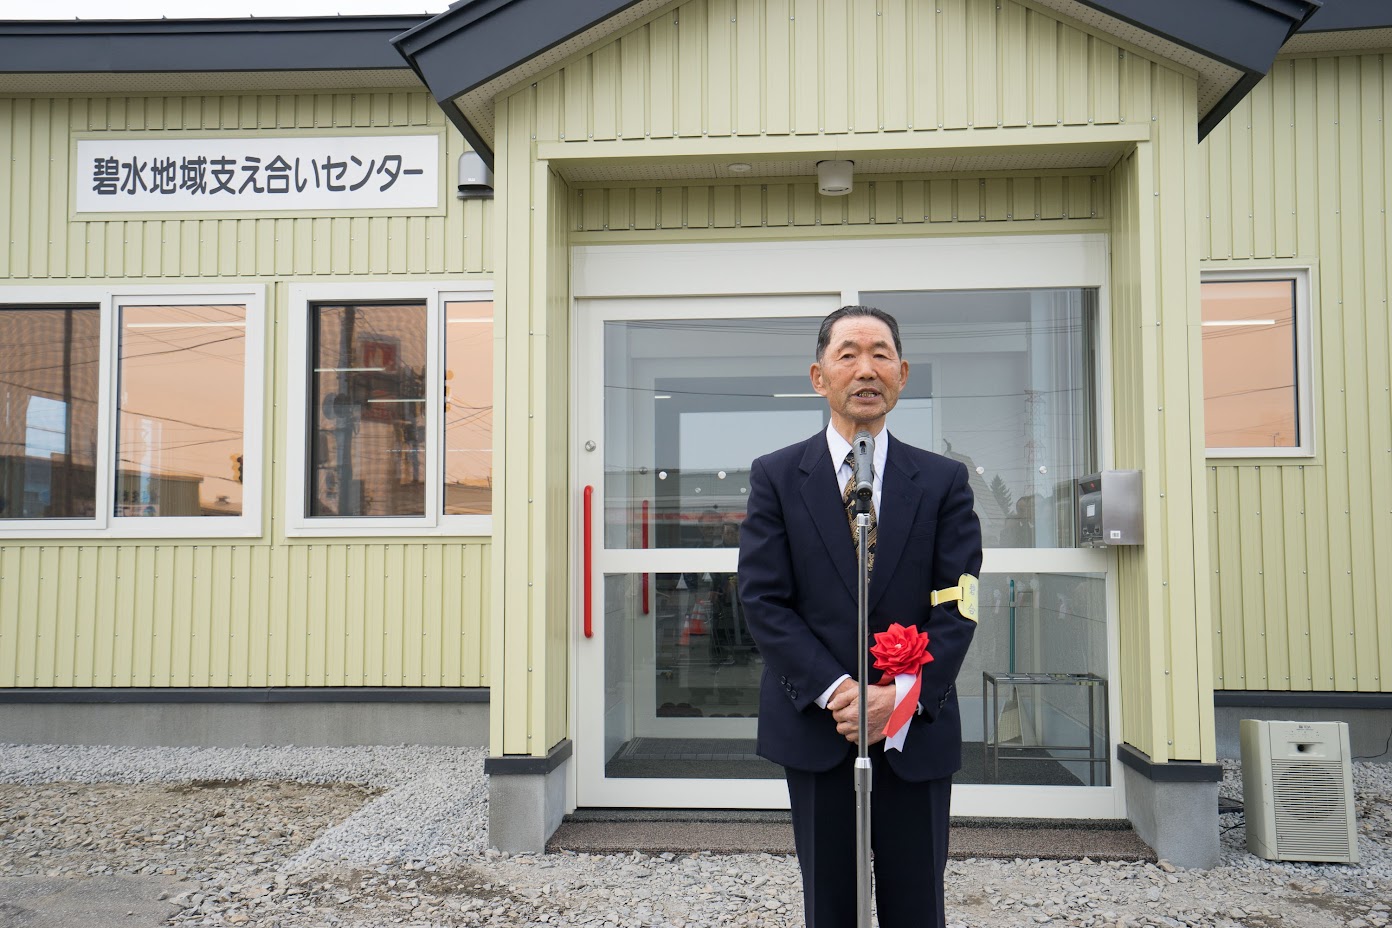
[484,739,573,776]
[0,687,489,705]
[1215,690,1392,710]
[1117,743,1222,783]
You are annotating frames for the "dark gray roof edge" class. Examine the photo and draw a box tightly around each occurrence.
[0,15,429,74]
[1298,0,1392,33]
[1072,0,1322,76]
[392,0,649,168]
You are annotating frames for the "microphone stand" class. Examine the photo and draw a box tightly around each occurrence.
[854,496,873,928]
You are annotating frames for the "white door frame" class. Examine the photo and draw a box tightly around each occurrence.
[569,235,1125,819]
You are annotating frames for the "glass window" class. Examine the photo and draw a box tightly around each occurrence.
[309,302,428,517]
[1201,278,1301,451]
[0,306,101,519]
[444,300,492,516]
[863,289,1099,549]
[116,304,246,518]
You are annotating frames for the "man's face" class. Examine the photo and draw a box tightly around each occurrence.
[810,315,909,438]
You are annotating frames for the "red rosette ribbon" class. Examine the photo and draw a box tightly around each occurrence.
[870,622,934,742]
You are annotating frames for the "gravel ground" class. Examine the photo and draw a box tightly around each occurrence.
[1,743,1389,928]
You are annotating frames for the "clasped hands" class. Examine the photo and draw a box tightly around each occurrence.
[826,677,897,745]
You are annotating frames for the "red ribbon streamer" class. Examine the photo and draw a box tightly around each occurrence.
[870,622,934,739]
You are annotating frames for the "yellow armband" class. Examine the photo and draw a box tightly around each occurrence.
[929,574,979,623]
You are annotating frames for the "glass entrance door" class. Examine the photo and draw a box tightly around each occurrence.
[576,295,838,807]
[574,277,1114,814]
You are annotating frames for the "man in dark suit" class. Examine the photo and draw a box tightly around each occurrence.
[738,305,982,928]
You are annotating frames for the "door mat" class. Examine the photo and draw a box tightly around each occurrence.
[547,812,1155,862]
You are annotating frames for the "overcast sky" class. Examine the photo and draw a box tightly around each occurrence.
[0,0,449,18]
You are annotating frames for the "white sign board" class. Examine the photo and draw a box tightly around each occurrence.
[74,134,441,214]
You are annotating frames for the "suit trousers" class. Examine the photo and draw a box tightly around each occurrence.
[785,747,952,928]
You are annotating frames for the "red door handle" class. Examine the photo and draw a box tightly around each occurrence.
[641,499,650,615]
[583,485,594,638]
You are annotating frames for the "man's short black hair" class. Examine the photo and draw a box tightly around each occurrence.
[815,305,903,361]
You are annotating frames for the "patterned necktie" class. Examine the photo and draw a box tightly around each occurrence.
[842,449,877,574]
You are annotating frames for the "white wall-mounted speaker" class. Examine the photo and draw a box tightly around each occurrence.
[1240,719,1359,863]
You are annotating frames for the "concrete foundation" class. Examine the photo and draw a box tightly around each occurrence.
[0,690,489,748]
[1119,745,1221,869]
[485,740,572,853]
[1216,704,1392,762]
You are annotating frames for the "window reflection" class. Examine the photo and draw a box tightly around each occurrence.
[444,300,492,515]
[310,302,427,517]
[0,306,100,519]
[116,304,246,518]
[1201,279,1298,449]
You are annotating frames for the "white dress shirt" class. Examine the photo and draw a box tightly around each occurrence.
[814,422,889,708]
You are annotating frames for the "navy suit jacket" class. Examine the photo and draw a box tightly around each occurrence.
[738,430,983,782]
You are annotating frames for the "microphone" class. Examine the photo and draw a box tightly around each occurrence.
[852,430,875,508]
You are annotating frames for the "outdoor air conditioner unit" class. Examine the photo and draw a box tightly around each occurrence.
[1239,719,1359,863]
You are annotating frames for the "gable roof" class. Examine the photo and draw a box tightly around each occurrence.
[394,0,1322,166]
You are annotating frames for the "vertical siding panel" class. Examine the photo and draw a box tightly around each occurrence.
[706,0,734,137]
[910,0,938,131]
[92,548,119,685]
[591,42,619,140]
[620,29,649,139]
[203,546,227,685]
[1229,97,1254,260]
[1215,469,1244,689]
[1059,27,1090,125]
[29,99,52,279]
[229,546,252,685]
[112,548,136,686]
[364,544,386,684]
[687,185,712,227]
[765,182,789,226]
[940,0,969,129]
[285,545,308,685]
[1206,120,1232,259]
[632,187,658,230]
[1293,58,1320,258]
[11,550,38,683]
[423,545,445,685]
[1370,57,1392,692]
[791,181,817,225]
[881,0,909,131]
[384,545,405,683]
[1030,12,1058,127]
[649,11,677,138]
[677,1,707,136]
[324,545,347,685]
[982,178,1008,220]
[874,180,899,224]
[1315,57,1356,690]
[764,0,792,135]
[820,0,850,133]
[901,179,925,222]
[969,0,997,129]
[659,185,684,227]
[1304,466,1335,688]
[442,545,464,685]
[608,188,632,230]
[738,183,762,228]
[247,546,271,685]
[0,99,12,279]
[306,544,329,684]
[1010,176,1035,221]
[792,0,819,133]
[535,73,562,144]
[70,549,99,685]
[46,99,69,278]
[1259,467,1289,688]
[164,547,191,686]
[844,183,869,224]
[1281,469,1312,688]
[1064,175,1090,219]
[927,178,954,221]
[1038,175,1063,218]
[403,545,425,683]
[1271,61,1297,257]
[956,178,981,221]
[1206,470,1224,686]
[32,549,60,684]
[1249,80,1275,259]
[268,547,289,684]
[564,56,591,142]
[999,1,1028,128]
[462,544,484,683]
[344,545,366,684]
[10,99,32,278]
[130,547,158,686]
[850,0,878,132]
[712,185,737,228]
[1089,36,1120,125]
[52,548,77,684]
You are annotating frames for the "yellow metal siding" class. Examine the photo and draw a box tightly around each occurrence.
[0,90,495,690]
[1201,52,1392,694]
[568,173,1106,234]
[527,0,1131,144]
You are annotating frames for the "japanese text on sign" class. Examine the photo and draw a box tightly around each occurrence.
[75,135,441,214]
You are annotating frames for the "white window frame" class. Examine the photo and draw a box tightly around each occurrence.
[1201,265,1315,459]
[286,280,494,537]
[0,284,266,539]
